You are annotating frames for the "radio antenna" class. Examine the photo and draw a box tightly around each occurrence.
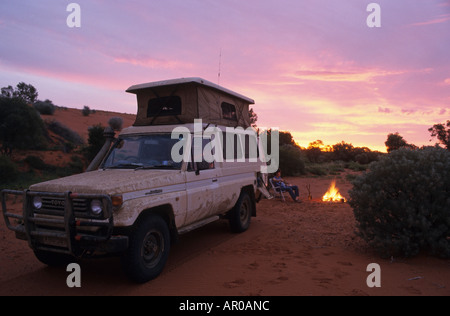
[218,48,222,85]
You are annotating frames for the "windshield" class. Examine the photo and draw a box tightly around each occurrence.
[102,134,182,170]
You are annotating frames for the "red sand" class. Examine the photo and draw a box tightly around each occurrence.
[0,108,448,296]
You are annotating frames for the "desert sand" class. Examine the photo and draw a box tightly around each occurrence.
[0,108,448,296]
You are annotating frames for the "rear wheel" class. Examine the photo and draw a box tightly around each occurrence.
[121,214,170,283]
[229,191,252,233]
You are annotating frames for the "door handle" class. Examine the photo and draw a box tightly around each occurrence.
[212,179,218,183]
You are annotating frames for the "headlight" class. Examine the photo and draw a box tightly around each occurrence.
[90,199,103,216]
[33,196,42,210]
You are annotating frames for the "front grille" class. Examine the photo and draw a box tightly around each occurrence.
[2,190,114,256]
[39,197,89,217]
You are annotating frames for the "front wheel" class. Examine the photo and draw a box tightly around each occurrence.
[229,191,253,233]
[121,214,170,283]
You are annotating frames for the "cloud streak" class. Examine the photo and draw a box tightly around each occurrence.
[291,68,404,83]
[411,13,450,26]
[114,56,193,70]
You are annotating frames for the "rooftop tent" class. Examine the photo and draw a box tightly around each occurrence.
[126,78,255,128]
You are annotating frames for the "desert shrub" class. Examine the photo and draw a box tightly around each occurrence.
[346,161,367,172]
[33,99,56,115]
[349,147,450,258]
[24,155,51,170]
[82,105,91,116]
[24,155,56,171]
[46,120,84,145]
[278,144,305,176]
[68,155,85,174]
[84,124,106,162]
[0,155,19,182]
[305,165,327,176]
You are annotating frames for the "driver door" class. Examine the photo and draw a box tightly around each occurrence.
[184,138,220,225]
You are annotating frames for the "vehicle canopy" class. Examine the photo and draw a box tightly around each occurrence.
[126,77,255,128]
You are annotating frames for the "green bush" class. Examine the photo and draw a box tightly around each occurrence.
[33,99,56,115]
[0,156,19,183]
[305,165,327,176]
[349,147,450,258]
[84,124,105,162]
[46,120,84,145]
[68,155,85,174]
[0,97,47,153]
[82,105,91,116]
[346,161,368,172]
[24,155,52,171]
[278,144,305,176]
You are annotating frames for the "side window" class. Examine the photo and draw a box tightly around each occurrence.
[244,134,259,160]
[190,137,215,172]
[221,102,237,121]
[222,132,243,161]
[147,96,182,117]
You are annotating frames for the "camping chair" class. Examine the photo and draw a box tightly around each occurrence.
[269,178,286,202]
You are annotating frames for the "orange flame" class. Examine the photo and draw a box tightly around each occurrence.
[322,180,347,202]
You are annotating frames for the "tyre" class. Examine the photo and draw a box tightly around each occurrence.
[229,191,252,233]
[121,214,170,283]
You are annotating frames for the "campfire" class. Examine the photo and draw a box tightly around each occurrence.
[322,180,347,203]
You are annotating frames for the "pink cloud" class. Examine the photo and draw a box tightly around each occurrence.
[411,13,450,26]
[290,68,405,83]
[1,0,449,153]
[378,107,392,114]
[114,56,193,70]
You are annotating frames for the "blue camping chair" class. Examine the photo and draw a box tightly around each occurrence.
[269,178,286,202]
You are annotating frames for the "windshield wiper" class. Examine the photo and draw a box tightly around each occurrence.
[104,163,143,170]
[134,165,177,170]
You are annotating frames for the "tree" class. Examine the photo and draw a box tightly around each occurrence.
[1,82,38,104]
[1,86,14,98]
[278,144,305,176]
[15,82,38,104]
[428,120,450,150]
[306,140,324,163]
[331,141,355,162]
[0,96,47,154]
[249,108,258,128]
[279,131,297,147]
[385,132,416,153]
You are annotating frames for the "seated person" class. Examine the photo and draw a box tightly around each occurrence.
[272,170,301,203]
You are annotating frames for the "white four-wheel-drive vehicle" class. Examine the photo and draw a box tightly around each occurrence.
[2,78,269,283]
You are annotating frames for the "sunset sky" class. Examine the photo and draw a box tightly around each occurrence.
[1,1,449,152]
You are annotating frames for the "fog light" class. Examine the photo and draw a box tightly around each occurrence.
[33,196,42,210]
[90,199,103,215]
